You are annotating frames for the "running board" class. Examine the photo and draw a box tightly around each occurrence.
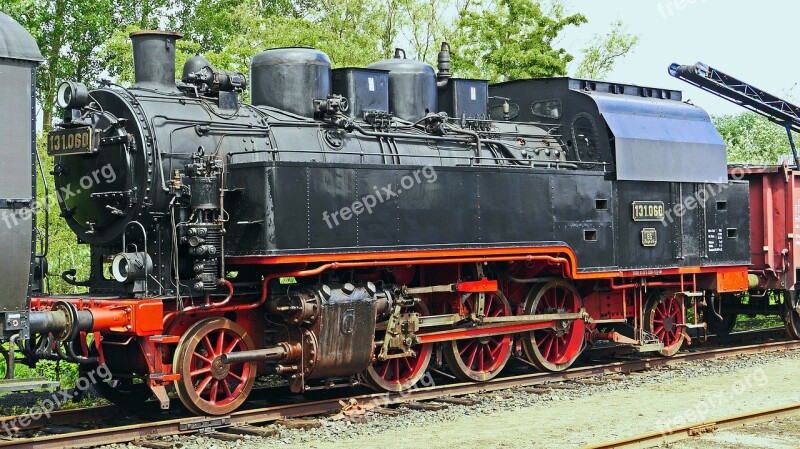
[635,343,666,353]
[681,291,704,298]
[0,377,60,392]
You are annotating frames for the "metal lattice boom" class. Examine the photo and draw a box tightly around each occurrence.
[669,62,800,166]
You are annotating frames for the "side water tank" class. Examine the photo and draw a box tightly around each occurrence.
[332,68,390,119]
[367,49,436,122]
[251,48,331,117]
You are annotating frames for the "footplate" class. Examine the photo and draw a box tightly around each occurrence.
[0,377,60,392]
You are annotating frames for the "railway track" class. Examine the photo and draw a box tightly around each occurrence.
[587,402,800,449]
[1,336,798,449]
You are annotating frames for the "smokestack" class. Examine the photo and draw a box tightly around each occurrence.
[129,30,182,91]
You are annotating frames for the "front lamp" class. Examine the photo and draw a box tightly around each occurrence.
[56,80,90,110]
[111,252,153,284]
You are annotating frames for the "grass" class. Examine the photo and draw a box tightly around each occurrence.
[733,314,784,332]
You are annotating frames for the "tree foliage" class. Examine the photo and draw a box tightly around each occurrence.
[714,113,799,165]
[452,0,586,81]
[574,20,639,80]
[103,0,385,84]
[0,0,124,130]
[1,0,641,122]
[34,137,91,295]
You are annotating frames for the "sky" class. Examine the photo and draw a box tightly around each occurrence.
[560,0,800,116]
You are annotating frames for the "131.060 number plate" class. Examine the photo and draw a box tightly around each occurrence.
[47,126,94,156]
[631,201,665,222]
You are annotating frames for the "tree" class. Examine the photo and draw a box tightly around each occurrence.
[378,0,405,59]
[105,0,386,83]
[451,0,587,82]
[574,20,639,80]
[0,0,123,130]
[714,113,799,164]
[399,0,452,63]
[176,0,312,53]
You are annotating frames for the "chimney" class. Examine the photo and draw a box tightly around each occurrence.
[129,30,182,91]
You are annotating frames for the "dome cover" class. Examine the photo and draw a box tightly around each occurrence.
[0,12,43,63]
[367,51,437,121]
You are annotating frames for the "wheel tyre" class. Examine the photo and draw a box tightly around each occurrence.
[173,317,257,416]
[704,306,738,336]
[644,294,686,357]
[705,293,739,337]
[79,363,151,407]
[442,292,513,382]
[362,303,433,392]
[521,280,585,372]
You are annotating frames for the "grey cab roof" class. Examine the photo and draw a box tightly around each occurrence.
[0,12,43,63]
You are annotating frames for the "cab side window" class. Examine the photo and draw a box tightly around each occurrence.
[572,114,600,163]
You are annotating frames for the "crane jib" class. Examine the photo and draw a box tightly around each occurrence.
[669,61,800,167]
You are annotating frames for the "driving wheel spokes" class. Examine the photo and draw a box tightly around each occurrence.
[443,292,513,381]
[522,280,585,372]
[173,318,257,415]
[645,293,686,357]
[362,302,433,392]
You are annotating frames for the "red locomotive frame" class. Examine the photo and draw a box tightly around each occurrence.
[29,241,755,414]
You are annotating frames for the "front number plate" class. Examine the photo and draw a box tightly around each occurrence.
[632,201,665,222]
[47,126,94,156]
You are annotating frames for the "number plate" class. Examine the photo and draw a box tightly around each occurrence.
[632,201,665,222]
[641,228,658,247]
[47,127,94,156]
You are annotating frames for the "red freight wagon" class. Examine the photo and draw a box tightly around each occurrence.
[727,164,800,339]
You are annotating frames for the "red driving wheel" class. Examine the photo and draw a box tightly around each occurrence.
[645,293,686,357]
[443,292,513,381]
[522,280,585,372]
[362,302,433,392]
[173,318,257,415]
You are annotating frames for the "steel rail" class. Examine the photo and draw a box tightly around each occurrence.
[586,402,800,449]
[3,339,799,449]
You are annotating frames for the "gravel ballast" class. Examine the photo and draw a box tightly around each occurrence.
[98,348,800,449]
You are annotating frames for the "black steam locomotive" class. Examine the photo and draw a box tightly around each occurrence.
[0,17,759,416]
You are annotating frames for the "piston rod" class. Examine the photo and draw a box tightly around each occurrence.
[28,301,132,341]
[220,342,302,365]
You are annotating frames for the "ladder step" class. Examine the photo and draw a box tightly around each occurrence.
[0,377,60,392]
[681,291,704,297]
[635,343,665,352]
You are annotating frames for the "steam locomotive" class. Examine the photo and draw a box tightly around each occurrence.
[1,12,796,416]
